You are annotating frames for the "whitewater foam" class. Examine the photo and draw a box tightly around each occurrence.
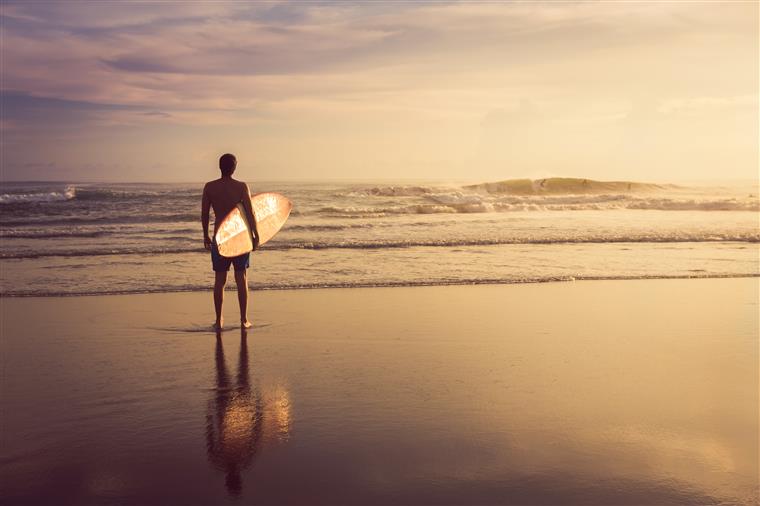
[315,196,758,215]
[0,186,76,204]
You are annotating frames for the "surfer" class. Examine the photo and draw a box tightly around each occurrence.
[202,153,260,330]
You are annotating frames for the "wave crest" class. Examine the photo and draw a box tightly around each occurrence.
[465,178,669,195]
[0,186,76,204]
[316,196,758,216]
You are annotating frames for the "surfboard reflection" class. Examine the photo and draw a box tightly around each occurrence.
[206,329,292,497]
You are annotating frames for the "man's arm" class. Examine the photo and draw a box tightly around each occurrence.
[201,184,212,250]
[242,184,260,250]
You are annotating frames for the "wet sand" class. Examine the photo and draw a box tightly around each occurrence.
[1,278,758,505]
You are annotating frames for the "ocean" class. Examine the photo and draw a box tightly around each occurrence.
[0,178,758,296]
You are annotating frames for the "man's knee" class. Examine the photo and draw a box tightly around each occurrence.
[215,272,228,287]
[234,270,247,283]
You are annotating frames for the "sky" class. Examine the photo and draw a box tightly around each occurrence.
[0,1,757,182]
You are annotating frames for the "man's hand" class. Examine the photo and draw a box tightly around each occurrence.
[253,236,260,252]
[204,235,212,250]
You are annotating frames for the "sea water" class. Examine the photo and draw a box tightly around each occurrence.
[0,179,758,296]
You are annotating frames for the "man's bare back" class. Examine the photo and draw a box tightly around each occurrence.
[202,177,256,237]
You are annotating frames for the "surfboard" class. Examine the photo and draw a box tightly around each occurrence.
[215,192,292,258]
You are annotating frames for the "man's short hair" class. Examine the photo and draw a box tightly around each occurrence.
[219,153,237,177]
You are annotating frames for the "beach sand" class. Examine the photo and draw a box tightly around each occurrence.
[1,278,758,505]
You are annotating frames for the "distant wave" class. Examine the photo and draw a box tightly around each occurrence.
[340,186,448,197]
[284,223,373,232]
[323,179,756,214]
[0,226,201,239]
[0,246,204,259]
[284,220,459,232]
[0,230,109,239]
[342,178,674,200]
[3,234,757,259]
[2,273,757,297]
[0,186,202,205]
[624,198,759,211]
[0,186,76,204]
[330,179,760,213]
[341,178,674,199]
[317,196,758,216]
[0,213,200,227]
[73,188,200,201]
[464,177,671,195]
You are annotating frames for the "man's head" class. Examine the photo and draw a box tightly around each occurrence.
[219,153,237,177]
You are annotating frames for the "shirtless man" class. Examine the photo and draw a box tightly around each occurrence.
[202,153,260,330]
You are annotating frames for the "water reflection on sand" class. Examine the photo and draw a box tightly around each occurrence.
[206,328,292,497]
[0,281,756,505]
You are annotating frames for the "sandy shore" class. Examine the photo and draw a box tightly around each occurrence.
[1,278,758,505]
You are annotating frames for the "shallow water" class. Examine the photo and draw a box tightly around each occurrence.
[1,279,757,505]
[0,180,758,296]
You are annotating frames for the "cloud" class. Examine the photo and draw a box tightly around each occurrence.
[658,95,759,115]
[1,1,248,30]
[4,1,754,110]
[0,1,756,180]
[141,111,172,118]
[0,91,143,141]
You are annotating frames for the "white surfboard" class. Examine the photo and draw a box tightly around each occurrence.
[215,192,292,258]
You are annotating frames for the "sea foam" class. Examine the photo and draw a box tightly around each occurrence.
[0,186,76,204]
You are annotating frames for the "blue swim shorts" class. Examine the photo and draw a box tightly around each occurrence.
[211,241,250,272]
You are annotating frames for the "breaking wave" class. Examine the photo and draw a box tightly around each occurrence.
[0,186,76,204]
[464,177,671,195]
[72,188,199,201]
[326,178,757,215]
[0,230,109,239]
[0,185,203,205]
[340,186,449,197]
[0,213,200,227]
[317,196,758,216]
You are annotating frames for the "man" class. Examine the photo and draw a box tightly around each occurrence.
[202,153,260,330]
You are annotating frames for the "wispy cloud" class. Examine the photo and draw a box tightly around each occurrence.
[0,1,756,180]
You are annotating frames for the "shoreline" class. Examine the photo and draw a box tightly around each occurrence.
[1,272,758,298]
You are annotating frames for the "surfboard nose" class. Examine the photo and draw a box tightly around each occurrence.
[252,193,292,247]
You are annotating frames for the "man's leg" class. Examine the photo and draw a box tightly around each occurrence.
[214,271,227,329]
[234,269,252,328]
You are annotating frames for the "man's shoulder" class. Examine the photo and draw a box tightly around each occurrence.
[204,178,248,193]
[231,178,250,192]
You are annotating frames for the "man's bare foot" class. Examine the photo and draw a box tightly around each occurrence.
[213,320,223,331]
[241,320,252,329]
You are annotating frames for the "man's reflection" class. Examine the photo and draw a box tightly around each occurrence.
[206,329,262,496]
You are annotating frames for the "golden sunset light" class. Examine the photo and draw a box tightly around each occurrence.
[1,2,757,505]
